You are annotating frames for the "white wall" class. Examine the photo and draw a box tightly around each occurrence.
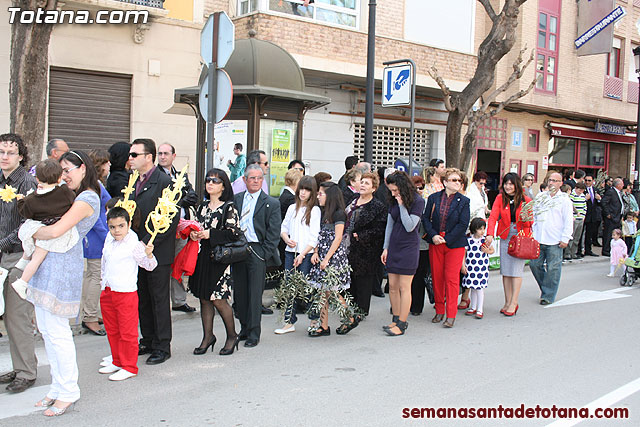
[0,0,11,133]
[301,86,355,180]
[404,0,475,54]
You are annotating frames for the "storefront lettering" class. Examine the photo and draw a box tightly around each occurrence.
[595,122,626,135]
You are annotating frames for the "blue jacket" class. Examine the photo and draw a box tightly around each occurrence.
[422,190,470,249]
[83,182,111,259]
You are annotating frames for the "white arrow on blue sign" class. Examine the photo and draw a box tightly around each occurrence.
[382,64,412,107]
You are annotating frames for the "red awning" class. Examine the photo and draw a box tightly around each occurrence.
[549,122,636,144]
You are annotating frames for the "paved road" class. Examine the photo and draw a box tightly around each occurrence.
[0,256,638,426]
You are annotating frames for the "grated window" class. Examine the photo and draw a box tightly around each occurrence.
[353,123,432,169]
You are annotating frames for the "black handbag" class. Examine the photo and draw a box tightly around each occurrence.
[209,202,250,264]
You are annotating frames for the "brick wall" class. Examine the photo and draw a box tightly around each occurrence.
[233,13,478,83]
[493,0,638,124]
[375,0,405,39]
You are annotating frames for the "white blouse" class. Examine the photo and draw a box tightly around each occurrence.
[281,204,321,253]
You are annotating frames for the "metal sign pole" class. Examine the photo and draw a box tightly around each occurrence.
[206,12,220,171]
[408,60,416,176]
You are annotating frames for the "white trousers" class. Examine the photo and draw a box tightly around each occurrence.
[34,306,80,402]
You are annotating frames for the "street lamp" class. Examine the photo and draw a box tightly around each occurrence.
[634,46,640,204]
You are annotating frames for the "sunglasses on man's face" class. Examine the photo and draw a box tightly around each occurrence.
[128,152,148,158]
[205,176,223,184]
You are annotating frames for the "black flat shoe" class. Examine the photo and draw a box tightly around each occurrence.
[172,304,196,313]
[82,322,106,336]
[219,336,240,355]
[146,350,171,365]
[261,305,273,315]
[308,326,330,337]
[138,344,152,356]
[193,336,217,355]
[244,339,259,348]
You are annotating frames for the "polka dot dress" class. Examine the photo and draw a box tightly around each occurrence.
[462,236,489,290]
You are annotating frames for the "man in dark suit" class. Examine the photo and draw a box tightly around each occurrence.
[128,138,178,365]
[601,178,625,257]
[157,143,198,313]
[583,174,602,256]
[232,164,281,347]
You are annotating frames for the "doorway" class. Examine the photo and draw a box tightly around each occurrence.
[477,149,502,206]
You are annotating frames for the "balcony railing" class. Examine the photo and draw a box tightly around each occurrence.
[117,0,164,8]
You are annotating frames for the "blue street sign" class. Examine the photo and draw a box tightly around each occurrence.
[382,64,412,106]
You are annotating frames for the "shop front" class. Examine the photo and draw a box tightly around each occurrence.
[547,122,635,179]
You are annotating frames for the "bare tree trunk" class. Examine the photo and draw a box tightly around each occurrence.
[9,0,58,164]
[431,0,528,170]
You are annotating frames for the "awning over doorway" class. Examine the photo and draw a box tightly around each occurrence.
[548,122,636,144]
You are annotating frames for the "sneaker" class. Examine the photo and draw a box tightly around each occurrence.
[606,273,614,277]
[274,324,295,335]
[108,369,136,381]
[98,364,120,374]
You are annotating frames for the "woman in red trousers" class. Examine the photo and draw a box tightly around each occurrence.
[422,168,470,328]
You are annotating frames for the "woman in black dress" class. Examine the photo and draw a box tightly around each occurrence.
[189,169,240,356]
[346,172,387,317]
[381,171,425,336]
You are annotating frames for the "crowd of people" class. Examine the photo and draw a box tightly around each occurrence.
[0,132,631,416]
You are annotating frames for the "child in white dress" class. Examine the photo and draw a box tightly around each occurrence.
[608,229,627,277]
[462,218,494,319]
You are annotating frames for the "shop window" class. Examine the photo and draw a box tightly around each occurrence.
[476,118,507,150]
[527,130,539,152]
[579,141,606,167]
[536,0,560,94]
[549,137,576,165]
[268,0,359,28]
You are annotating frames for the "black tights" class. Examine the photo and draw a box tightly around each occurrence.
[198,298,238,351]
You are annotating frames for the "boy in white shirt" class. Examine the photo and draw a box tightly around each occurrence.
[99,206,157,381]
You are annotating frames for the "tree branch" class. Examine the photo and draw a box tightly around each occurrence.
[478,0,497,21]
[478,46,534,113]
[489,75,536,117]
[427,65,454,112]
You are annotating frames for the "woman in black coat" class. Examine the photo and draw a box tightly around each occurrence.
[345,172,387,317]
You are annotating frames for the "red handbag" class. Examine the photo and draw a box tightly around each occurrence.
[507,230,540,260]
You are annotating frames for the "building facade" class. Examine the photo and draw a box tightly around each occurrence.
[2,0,636,193]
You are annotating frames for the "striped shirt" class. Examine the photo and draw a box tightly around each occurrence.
[0,166,38,253]
[569,190,587,221]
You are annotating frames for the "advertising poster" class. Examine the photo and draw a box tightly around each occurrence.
[270,129,291,196]
[214,120,248,177]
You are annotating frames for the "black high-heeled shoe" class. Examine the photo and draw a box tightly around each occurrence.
[193,336,217,355]
[219,336,240,356]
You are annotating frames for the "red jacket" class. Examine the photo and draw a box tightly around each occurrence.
[487,194,532,239]
[171,219,202,283]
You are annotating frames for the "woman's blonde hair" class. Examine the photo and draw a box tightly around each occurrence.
[284,168,303,187]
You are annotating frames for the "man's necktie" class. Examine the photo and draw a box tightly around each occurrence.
[240,194,252,232]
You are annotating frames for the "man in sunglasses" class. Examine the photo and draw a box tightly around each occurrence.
[128,138,178,365]
[231,150,269,195]
[583,174,602,255]
[157,143,197,314]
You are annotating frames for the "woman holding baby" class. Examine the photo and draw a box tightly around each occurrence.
[25,150,100,416]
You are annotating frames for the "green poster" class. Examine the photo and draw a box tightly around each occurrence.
[270,129,292,197]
